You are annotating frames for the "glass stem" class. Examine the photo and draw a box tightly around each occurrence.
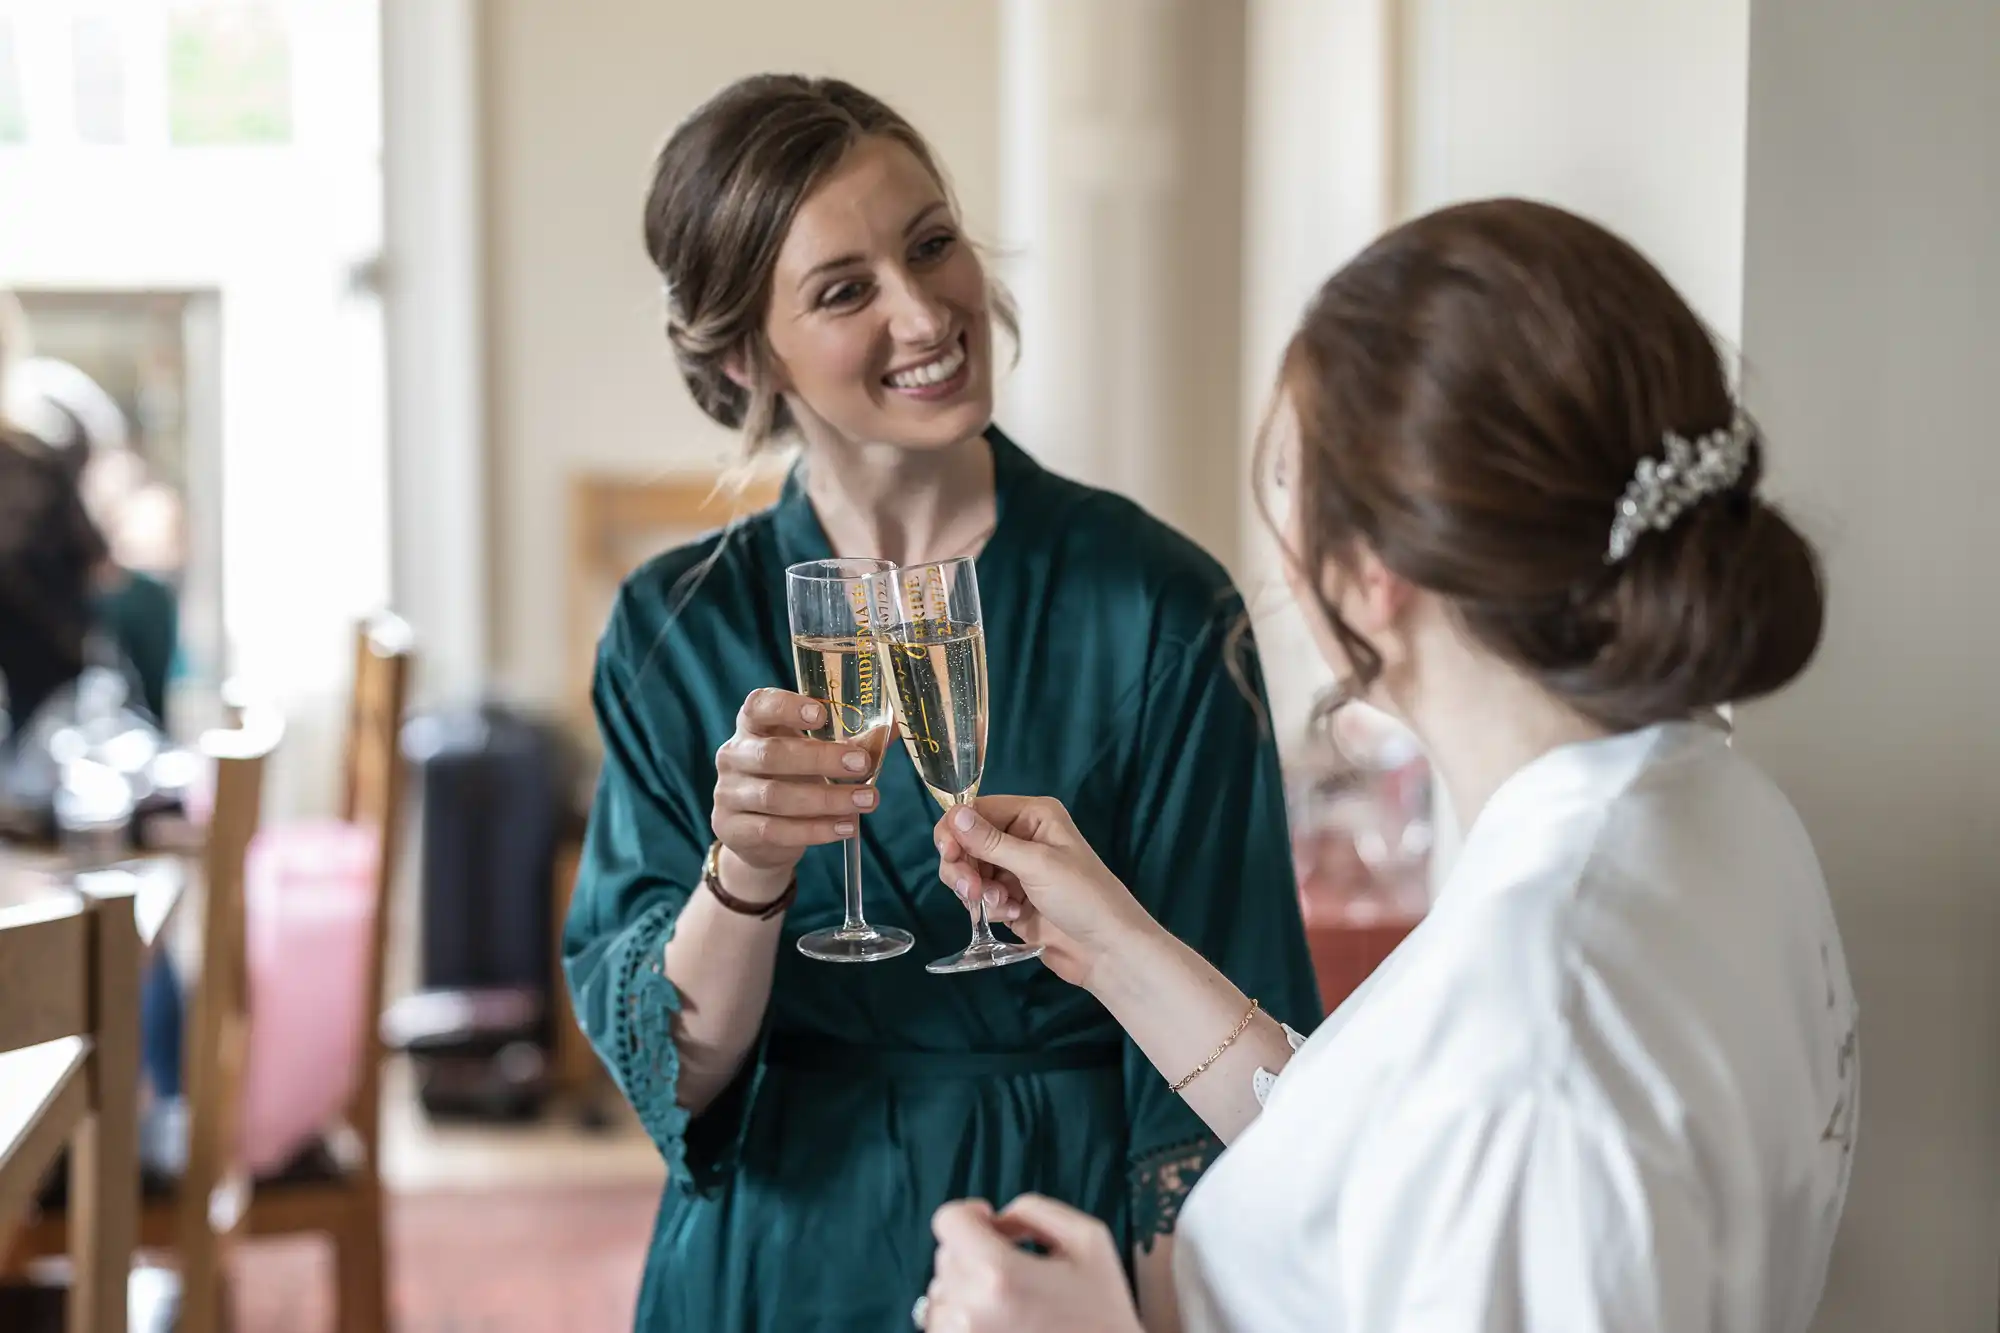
[842,834,866,932]
[970,898,999,947]
[954,795,1000,947]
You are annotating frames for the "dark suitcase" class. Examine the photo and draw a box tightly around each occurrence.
[400,703,575,1120]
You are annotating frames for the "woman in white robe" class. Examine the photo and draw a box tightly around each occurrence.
[915,198,1858,1333]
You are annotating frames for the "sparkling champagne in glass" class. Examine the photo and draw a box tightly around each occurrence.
[870,558,1042,973]
[787,559,913,963]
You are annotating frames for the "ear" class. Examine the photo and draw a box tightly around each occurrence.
[725,343,791,395]
[721,348,754,391]
[1322,544,1413,642]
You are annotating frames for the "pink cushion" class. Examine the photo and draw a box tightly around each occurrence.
[236,818,378,1174]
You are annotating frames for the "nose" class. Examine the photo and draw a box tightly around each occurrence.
[882,267,952,345]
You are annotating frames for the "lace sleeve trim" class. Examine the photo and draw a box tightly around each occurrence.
[599,899,695,1186]
[1251,1022,1310,1108]
[1129,1134,1222,1252]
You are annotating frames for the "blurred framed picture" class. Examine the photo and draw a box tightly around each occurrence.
[565,470,782,737]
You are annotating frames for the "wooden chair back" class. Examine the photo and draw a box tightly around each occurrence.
[336,614,414,1154]
[0,857,144,1332]
[175,705,281,1332]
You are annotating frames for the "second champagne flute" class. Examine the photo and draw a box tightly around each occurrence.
[786,558,912,962]
[870,557,1043,974]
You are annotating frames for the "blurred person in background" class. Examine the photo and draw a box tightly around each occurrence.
[6,353,182,728]
[0,290,187,1164]
[0,292,110,742]
[563,75,1320,1332]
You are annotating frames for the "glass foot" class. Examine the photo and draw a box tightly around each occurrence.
[924,938,1044,975]
[797,925,914,963]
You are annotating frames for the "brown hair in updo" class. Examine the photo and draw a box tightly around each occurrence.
[1262,197,1824,732]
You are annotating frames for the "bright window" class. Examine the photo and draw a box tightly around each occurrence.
[167,1,292,146]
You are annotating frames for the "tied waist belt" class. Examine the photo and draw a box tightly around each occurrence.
[764,1033,1122,1079]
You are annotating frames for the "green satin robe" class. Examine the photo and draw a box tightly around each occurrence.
[564,429,1320,1331]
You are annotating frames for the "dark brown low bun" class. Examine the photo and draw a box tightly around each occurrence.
[1549,490,1826,729]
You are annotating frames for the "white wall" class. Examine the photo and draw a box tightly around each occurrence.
[997,0,1247,573]
[1402,0,1750,346]
[480,0,1001,705]
[1238,0,1400,761]
[1739,1,2000,1327]
[381,0,486,710]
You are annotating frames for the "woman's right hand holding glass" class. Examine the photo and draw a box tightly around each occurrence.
[933,797,1156,988]
[940,796,1290,1146]
[711,687,880,891]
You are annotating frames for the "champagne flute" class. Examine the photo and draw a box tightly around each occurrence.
[787,559,913,963]
[869,557,1042,974]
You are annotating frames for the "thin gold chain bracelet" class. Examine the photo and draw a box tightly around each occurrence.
[1170,999,1261,1096]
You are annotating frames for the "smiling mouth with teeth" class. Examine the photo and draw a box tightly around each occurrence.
[884,334,969,391]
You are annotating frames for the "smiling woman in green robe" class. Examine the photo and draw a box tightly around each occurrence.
[563,74,1321,1333]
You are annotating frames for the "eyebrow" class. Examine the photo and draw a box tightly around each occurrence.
[795,201,952,293]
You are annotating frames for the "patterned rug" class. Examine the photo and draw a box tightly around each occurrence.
[233,1182,659,1332]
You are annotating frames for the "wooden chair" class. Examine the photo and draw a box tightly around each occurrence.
[174,708,281,1332]
[2,704,277,1332]
[9,615,412,1333]
[236,613,412,1333]
[0,868,143,1333]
